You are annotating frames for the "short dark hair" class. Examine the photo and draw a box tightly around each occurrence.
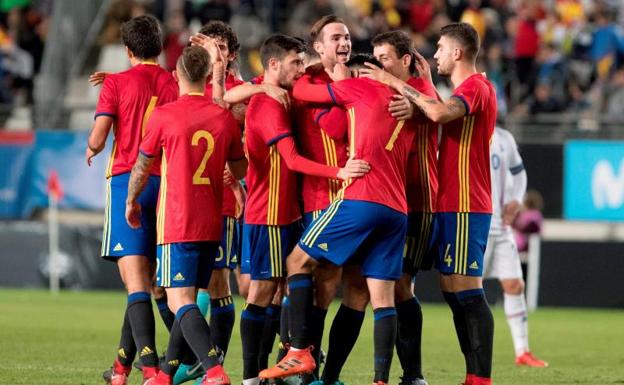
[198,20,240,54]
[177,46,210,83]
[260,34,306,68]
[371,30,416,74]
[121,15,162,60]
[346,53,382,70]
[310,15,346,43]
[440,22,480,61]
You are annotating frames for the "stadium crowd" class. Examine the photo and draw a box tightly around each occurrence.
[100,0,624,120]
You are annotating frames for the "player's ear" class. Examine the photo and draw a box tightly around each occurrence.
[125,46,133,60]
[453,46,463,61]
[172,70,179,83]
[401,53,411,69]
[313,40,323,56]
[268,57,279,71]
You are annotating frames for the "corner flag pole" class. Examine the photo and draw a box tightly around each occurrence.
[47,170,63,294]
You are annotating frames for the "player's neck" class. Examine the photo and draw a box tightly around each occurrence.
[262,72,281,87]
[130,57,158,66]
[179,83,205,96]
[451,63,477,89]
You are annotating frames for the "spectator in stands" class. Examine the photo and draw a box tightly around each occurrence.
[163,10,190,71]
[527,80,565,115]
[604,66,624,121]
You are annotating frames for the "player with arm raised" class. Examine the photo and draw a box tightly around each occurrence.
[170,22,247,385]
[485,127,548,368]
[125,46,247,385]
[87,15,178,385]
[238,34,369,385]
[260,54,417,385]
[363,22,497,385]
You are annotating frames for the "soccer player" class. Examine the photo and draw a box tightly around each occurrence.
[485,126,547,367]
[125,46,247,385]
[171,22,247,385]
[87,15,178,385]
[260,53,417,385]
[238,34,369,385]
[362,22,498,385]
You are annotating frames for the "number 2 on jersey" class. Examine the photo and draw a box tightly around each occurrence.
[192,130,215,185]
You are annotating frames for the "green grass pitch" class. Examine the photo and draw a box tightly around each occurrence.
[1,289,623,384]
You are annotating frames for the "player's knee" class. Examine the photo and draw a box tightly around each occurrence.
[208,269,231,298]
[394,275,414,302]
[501,278,524,295]
[247,279,278,307]
[343,282,370,311]
[152,285,166,300]
[237,274,250,299]
[286,245,317,275]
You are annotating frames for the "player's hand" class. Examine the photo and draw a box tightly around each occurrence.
[262,84,291,110]
[224,169,236,187]
[89,71,110,86]
[413,50,433,84]
[389,95,414,120]
[232,182,247,220]
[359,62,393,86]
[125,201,142,229]
[190,34,224,63]
[86,147,97,166]
[337,158,371,180]
[325,63,351,82]
[503,200,521,226]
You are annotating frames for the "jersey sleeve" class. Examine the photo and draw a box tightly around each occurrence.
[224,112,245,161]
[94,77,118,119]
[326,78,364,106]
[452,77,487,116]
[314,106,348,140]
[256,97,292,145]
[503,130,524,174]
[292,75,334,104]
[139,110,164,158]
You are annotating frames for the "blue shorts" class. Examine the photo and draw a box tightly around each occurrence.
[157,242,219,288]
[434,212,491,277]
[302,209,325,230]
[403,211,438,276]
[101,173,160,261]
[299,200,407,281]
[214,216,239,270]
[241,222,302,280]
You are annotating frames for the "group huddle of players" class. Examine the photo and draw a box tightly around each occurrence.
[88,12,507,385]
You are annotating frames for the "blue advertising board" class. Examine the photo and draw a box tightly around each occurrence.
[564,140,624,221]
[0,131,109,219]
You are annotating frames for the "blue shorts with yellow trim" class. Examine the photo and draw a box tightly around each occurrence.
[241,222,302,280]
[157,241,219,288]
[302,209,325,230]
[403,211,438,276]
[214,216,239,270]
[101,173,160,261]
[299,200,407,281]
[434,212,491,277]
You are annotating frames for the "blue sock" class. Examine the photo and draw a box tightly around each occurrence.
[197,291,211,317]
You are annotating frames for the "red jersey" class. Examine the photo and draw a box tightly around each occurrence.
[94,63,178,178]
[437,73,496,213]
[244,94,301,225]
[325,78,416,213]
[140,94,245,244]
[206,72,246,218]
[293,67,348,213]
[406,77,439,213]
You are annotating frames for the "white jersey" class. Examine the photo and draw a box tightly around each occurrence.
[489,127,527,235]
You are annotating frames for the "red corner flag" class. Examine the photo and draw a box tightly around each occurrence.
[47,170,64,202]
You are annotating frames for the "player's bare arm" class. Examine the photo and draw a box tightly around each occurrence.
[223,83,291,110]
[226,157,248,181]
[86,116,113,166]
[360,62,465,123]
[125,153,155,229]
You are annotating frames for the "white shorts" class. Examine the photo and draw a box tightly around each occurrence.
[483,230,523,280]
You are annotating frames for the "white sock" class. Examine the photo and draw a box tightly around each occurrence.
[504,293,529,356]
[242,377,260,385]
